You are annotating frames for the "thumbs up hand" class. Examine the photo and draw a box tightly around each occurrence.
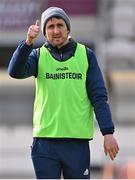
[26,20,40,45]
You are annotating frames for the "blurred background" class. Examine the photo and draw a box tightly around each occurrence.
[0,0,135,179]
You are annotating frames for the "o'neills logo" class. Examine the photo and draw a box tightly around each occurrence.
[56,67,69,71]
[45,72,82,80]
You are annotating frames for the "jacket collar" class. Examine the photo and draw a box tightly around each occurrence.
[44,38,77,53]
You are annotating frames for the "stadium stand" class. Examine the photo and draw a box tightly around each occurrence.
[99,0,135,178]
[101,0,135,124]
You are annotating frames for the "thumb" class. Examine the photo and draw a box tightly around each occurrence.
[35,19,40,26]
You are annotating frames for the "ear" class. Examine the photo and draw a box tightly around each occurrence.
[43,28,46,37]
[67,30,70,34]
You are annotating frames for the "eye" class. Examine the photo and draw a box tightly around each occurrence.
[48,24,54,29]
[57,23,64,28]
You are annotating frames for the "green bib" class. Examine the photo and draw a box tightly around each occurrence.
[33,43,94,139]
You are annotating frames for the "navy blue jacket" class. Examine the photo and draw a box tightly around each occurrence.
[8,38,114,136]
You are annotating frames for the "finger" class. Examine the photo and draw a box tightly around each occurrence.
[30,27,39,33]
[104,147,108,156]
[117,144,120,151]
[29,25,39,33]
[114,146,119,154]
[112,149,118,156]
[112,144,119,155]
[35,19,40,26]
[109,147,119,160]
[27,29,38,38]
[109,152,115,160]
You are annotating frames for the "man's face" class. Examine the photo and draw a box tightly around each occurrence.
[45,17,69,48]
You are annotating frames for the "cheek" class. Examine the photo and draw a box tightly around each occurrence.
[64,29,69,36]
[64,31,69,38]
[45,31,52,39]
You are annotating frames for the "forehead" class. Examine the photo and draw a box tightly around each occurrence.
[46,17,66,26]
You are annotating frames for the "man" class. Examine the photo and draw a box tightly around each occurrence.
[8,7,119,179]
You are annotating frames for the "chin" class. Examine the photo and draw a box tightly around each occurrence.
[54,42,63,47]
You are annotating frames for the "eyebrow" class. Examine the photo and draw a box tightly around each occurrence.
[47,22,64,27]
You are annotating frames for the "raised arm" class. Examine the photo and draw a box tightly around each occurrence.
[8,20,40,79]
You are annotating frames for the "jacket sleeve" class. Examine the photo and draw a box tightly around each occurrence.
[86,48,114,135]
[8,40,38,79]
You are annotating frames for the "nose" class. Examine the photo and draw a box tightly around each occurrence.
[54,26,60,34]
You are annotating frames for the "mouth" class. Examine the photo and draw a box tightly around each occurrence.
[53,37,61,42]
[53,36,61,39]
